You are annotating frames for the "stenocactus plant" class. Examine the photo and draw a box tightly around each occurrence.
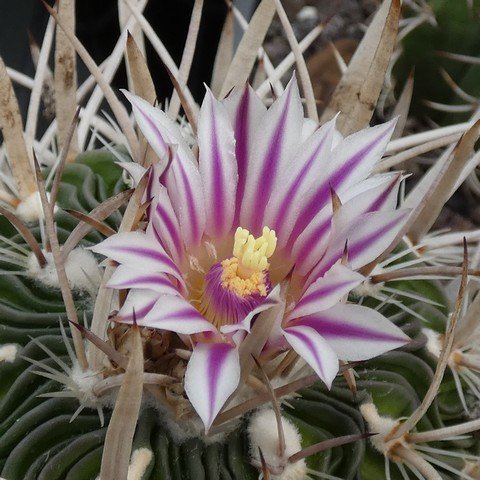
[3,0,480,479]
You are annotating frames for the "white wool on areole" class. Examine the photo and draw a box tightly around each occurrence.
[127,448,154,480]
[423,328,443,359]
[360,403,399,455]
[27,247,101,293]
[15,191,45,223]
[15,191,59,223]
[70,361,104,407]
[248,408,306,480]
[0,344,18,363]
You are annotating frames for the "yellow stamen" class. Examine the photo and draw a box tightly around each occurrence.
[233,226,277,279]
[221,258,268,297]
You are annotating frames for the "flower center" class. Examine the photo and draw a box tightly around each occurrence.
[222,226,277,293]
[199,227,277,328]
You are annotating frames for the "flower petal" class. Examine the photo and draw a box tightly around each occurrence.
[184,342,240,431]
[220,284,282,334]
[293,303,410,361]
[147,185,185,265]
[117,289,158,322]
[223,84,266,225]
[90,231,184,285]
[107,265,181,296]
[288,263,363,320]
[239,76,303,234]
[142,294,216,334]
[289,120,396,244]
[123,91,206,246]
[264,116,337,247]
[198,88,238,237]
[164,148,206,247]
[122,90,191,163]
[292,173,403,276]
[283,325,338,388]
[308,208,410,283]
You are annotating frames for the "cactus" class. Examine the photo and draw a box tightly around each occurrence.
[1,1,480,479]
[394,0,480,123]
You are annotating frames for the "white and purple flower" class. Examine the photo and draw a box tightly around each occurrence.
[92,77,410,431]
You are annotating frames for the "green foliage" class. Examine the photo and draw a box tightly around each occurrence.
[395,0,480,123]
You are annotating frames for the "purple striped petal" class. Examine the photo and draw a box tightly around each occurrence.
[123,91,206,246]
[163,153,206,247]
[122,90,192,166]
[264,116,337,247]
[198,88,238,237]
[292,173,402,275]
[184,342,240,430]
[220,284,282,334]
[288,120,396,245]
[117,289,158,322]
[107,265,181,296]
[223,84,266,225]
[147,185,185,265]
[90,232,185,286]
[239,76,303,235]
[307,208,410,283]
[142,294,216,334]
[292,303,410,361]
[283,325,338,388]
[288,263,363,320]
[291,203,332,275]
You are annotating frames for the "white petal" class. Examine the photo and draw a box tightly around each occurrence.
[142,294,216,334]
[288,263,363,320]
[222,83,266,225]
[184,342,240,431]
[90,231,184,286]
[283,325,338,388]
[123,91,206,247]
[239,76,303,234]
[107,265,181,296]
[117,289,159,322]
[265,116,337,247]
[308,208,410,283]
[198,88,238,237]
[147,185,185,265]
[293,303,410,361]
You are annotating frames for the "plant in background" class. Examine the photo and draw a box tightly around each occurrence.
[394,0,480,124]
[2,0,480,479]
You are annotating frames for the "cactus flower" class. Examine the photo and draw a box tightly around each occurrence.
[92,77,410,430]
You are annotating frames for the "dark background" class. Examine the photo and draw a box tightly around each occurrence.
[0,0,233,116]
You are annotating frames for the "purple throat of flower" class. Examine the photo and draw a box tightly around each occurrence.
[198,226,275,328]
